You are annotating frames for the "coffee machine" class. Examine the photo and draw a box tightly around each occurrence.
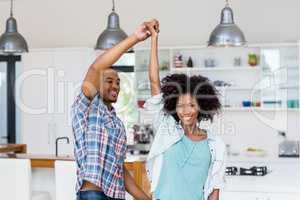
[128,124,154,154]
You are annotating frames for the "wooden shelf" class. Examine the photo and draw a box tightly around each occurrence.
[0,144,27,154]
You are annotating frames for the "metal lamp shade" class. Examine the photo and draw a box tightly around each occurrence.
[208,6,246,47]
[0,17,29,54]
[95,12,128,50]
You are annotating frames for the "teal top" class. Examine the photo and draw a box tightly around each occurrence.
[153,135,211,200]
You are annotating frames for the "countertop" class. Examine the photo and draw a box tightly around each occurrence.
[0,152,147,161]
[1,152,299,193]
[0,152,147,168]
[0,144,27,153]
[225,160,300,193]
[227,154,300,164]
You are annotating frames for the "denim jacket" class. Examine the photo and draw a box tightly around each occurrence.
[144,94,226,200]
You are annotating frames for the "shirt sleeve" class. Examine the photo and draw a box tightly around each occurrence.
[143,93,165,133]
[71,90,92,139]
[72,90,91,113]
[144,93,164,112]
[211,139,227,190]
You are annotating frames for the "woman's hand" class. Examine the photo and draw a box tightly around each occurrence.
[147,19,161,96]
[145,19,160,38]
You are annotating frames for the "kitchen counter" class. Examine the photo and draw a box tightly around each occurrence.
[0,144,27,153]
[0,153,148,168]
[0,153,151,199]
[225,160,300,193]
[227,154,300,164]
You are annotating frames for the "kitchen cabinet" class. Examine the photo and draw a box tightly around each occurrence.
[222,191,300,200]
[135,48,171,103]
[260,44,299,110]
[20,51,56,154]
[125,161,151,200]
[20,48,96,155]
[222,162,300,200]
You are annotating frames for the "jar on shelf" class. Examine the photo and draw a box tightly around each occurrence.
[248,53,259,66]
[173,53,184,68]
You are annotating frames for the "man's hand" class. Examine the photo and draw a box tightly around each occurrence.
[134,22,151,42]
[134,19,160,41]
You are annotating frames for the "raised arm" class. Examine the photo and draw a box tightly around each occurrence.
[82,23,151,99]
[147,19,161,96]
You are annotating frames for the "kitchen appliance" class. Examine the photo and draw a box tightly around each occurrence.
[128,124,154,155]
[240,166,267,176]
[225,166,238,176]
[226,166,268,176]
[278,140,300,158]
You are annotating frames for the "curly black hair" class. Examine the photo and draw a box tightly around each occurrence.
[161,73,221,122]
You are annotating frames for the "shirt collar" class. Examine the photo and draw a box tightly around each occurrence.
[175,122,217,141]
[98,95,117,116]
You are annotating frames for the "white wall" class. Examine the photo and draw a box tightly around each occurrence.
[215,111,300,158]
[0,0,299,49]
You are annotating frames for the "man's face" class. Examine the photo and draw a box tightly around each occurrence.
[99,68,120,104]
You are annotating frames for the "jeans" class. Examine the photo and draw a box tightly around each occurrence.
[76,190,124,200]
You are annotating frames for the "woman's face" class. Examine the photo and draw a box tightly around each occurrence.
[176,94,200,127]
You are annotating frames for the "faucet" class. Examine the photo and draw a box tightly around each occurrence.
[55,137,70,157]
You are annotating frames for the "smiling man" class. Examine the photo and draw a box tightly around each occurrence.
[71,20,158,200]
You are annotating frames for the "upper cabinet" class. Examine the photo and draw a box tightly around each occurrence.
[260,44,299,109]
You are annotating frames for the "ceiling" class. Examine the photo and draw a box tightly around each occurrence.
[0,0,299,49]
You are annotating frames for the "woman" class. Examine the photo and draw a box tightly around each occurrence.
[145,20,226,200]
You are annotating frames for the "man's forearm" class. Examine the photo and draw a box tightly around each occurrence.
[208,189,219,200]
[124,167,151,200]
[91,34,139,72]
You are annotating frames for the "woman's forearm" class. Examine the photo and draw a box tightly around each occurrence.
[149,35,161,96]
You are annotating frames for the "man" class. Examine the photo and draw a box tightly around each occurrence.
[71,20,159,200]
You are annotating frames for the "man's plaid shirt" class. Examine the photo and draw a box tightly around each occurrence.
[71,91,127,199]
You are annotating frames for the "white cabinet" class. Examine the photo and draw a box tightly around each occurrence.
[51,49,96,155]
[20,48,96,155]
[222,191,300,200]
[222,191,266,200]
[260,45,299,109]
[19,51,55,154]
